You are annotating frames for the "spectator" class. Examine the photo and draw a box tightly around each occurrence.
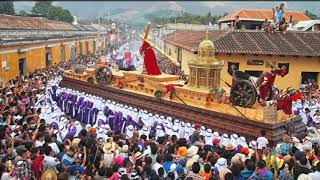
[233,16,242,30]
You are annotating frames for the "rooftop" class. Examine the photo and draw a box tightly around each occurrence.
[163,30,320,57]
[0,34,98,47]
[218,9,310,22]
[288,20,320,31]
[0,14,78,31]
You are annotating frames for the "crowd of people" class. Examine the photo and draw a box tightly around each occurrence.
[292,79,320,128]
[156,56,188,81]
[261,3,289,34]
[0,36,320,179]
[0,59,319,180]
[232,3,289,33]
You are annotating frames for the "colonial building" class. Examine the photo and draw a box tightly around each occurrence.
[0,14,112,81]
[162,30,320,90]
[218,9,310,29]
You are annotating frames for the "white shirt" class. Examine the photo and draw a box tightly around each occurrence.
[152,162,163,175]
[257,136,269,149]
[103,153,114,167]
[35,140,45,148]
[44,155,59,168]
[308,172,320,180]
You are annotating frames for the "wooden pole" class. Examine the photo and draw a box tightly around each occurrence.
[143,22,151,40]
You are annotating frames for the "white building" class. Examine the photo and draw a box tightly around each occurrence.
[288,20,320,31]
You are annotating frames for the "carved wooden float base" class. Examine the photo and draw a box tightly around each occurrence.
[60,77,306,145]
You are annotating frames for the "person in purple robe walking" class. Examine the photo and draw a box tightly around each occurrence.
[305,108,316,127]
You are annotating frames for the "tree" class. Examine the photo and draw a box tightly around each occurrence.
[19,10,29,16]
[47,6,74,23]
[305,10,319,20]
[0,1,15,15]
[60,9,74,23]
[32,1,53,16]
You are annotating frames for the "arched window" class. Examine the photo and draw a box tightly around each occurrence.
[190,68,197,85]
[208,51,212,57]
[209,69,215,87]
[199,69,206,87]
[202,51,206,57]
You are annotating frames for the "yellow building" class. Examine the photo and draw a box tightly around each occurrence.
[162,30,320,90]
[0,14,108,81]
[0,36,105,81]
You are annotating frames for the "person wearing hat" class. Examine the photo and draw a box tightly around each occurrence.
[224,144,236,162]
[179,121,186,139]
[155,124,165,140]
[172,125,180,138]
[221,134,230,147]
[277,135,293,156]
[200,126,206,136]
[301,136,313,151]
[125,125,135,139]
[230,134,239,147]
[308,159,320,179]
[257,129,269,150]
[190,124,201,145]
[205,129,213,146]
[103,140,117,167]
[74,121,83,137]
[239,136,248,148]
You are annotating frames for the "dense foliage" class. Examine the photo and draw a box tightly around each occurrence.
[145,12,228,25]
[0,1,15,15]
[305,10,319,20]
[47,6,74,23]
[31,1,53,16]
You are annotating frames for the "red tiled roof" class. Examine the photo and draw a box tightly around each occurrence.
[219,9,310,22]
[0,14,78,31]
[162,30,228,51]
[163,30,320,57]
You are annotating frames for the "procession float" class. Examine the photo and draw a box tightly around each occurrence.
[60,22,306,144]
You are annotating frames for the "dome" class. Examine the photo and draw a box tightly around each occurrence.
[198,39,214,50]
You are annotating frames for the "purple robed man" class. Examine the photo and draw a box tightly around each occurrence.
[89,108,99,125]
[307,115,316,127]
[64,126,77,140]
[83,107,90,124]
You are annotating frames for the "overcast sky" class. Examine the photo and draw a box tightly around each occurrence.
[14,1,320,20]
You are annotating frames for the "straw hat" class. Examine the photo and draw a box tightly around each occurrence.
[135,151,143,160]
[71,138,81,146]
[226,144,236,151]
[186,146,199,157]
[41,168,57,180]
[312,159,320,167]
[121,145,129,153]
[186,159,196,169]
[219,167,232,180]
[103,142,116,154]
